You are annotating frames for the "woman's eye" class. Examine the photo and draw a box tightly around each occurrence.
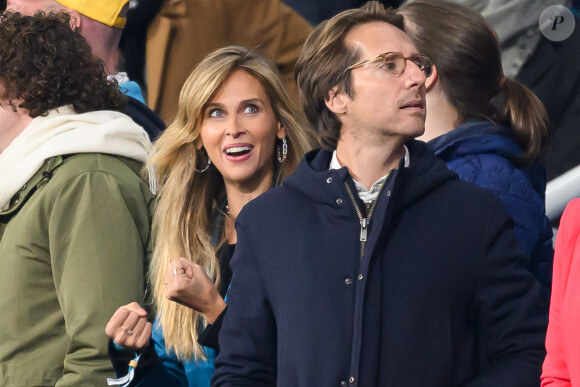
[243,104,258,114]
[208,109,224,118]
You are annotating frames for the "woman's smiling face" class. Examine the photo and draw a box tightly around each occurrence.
[200,69,285,190]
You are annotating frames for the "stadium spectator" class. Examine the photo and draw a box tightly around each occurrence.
[0,11,154,386]
[105,46,313,386]
[213,3,548,386]
[446,0,580,180]
[6,0,166,140]
[399,0,553,292]
[542,198,580,386]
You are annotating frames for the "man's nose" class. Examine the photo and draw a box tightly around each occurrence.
[404,61,427,88]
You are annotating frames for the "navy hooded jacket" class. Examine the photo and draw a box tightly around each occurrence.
[429,120,553,289]
[213,141,547,387]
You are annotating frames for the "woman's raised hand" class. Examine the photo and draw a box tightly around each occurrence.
[165,258,227,324]
[105,302,152,350]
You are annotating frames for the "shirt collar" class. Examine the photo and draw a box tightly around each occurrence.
[329,145,409,203]
[329,145,410,171]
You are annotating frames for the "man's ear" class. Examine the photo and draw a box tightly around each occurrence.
[425,64,438,92]
[324,86,348,115]
[66,8,82,31]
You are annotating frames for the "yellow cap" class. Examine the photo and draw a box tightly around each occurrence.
[54,0,129,28]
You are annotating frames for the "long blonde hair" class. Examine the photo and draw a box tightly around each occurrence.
[147,46,313,360]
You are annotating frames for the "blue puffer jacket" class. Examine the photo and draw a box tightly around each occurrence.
[428,120,553,289]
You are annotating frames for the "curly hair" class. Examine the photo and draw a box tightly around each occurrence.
[0,11,126,117]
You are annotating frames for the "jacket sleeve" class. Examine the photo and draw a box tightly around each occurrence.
[48,171,150,386]
[212,217,277,386]
[463,198,548,387]
[541,200,580,386]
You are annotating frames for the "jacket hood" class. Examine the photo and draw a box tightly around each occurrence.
[429,119,547,199]
[429,120,521,160]
[0,105,151,210]
[125,96,166,141]
[284,140,458,207]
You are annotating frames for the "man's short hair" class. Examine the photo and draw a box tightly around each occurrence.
[295,1,404,150]
[0,11,126,117]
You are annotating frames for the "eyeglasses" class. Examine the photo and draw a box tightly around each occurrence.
[346,52,433,77]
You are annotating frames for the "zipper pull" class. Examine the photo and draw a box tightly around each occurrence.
[360,218,368,242]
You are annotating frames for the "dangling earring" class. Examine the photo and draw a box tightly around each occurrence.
[195,147,212,173]
[277,137,288,164]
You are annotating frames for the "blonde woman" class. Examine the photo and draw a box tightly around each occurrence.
[105,46,313,386]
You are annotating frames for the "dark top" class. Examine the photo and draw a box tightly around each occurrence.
[516,15,580,179]
[216,243,235,298]
[124,96,166,141]
[197,243,235,351]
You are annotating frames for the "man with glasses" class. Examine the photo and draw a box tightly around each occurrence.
[213,2,547,386]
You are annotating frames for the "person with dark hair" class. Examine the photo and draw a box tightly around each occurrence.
[6,0,166,141]
[446,0,580,181]
[398,0,553,292]
[213,2,547,386]
[0,11,154,386]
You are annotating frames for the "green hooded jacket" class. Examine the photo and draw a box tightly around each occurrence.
[0,153,154,386]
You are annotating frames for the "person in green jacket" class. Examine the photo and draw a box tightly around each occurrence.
[0,11,154,386]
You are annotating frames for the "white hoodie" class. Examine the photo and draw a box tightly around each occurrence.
[0,105,151,211]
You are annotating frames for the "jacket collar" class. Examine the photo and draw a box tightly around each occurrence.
[0,156,63,217]
[284,140,457,208]
[428,120,520,161]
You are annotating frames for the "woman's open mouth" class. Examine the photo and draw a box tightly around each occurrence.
[223,144,254,161]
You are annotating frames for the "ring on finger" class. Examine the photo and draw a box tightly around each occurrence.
[122,326,133,335]
[172,267,185,276]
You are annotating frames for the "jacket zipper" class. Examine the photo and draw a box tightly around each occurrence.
[345,182,379,259]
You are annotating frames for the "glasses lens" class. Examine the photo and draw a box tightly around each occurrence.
[382,53,406,75]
